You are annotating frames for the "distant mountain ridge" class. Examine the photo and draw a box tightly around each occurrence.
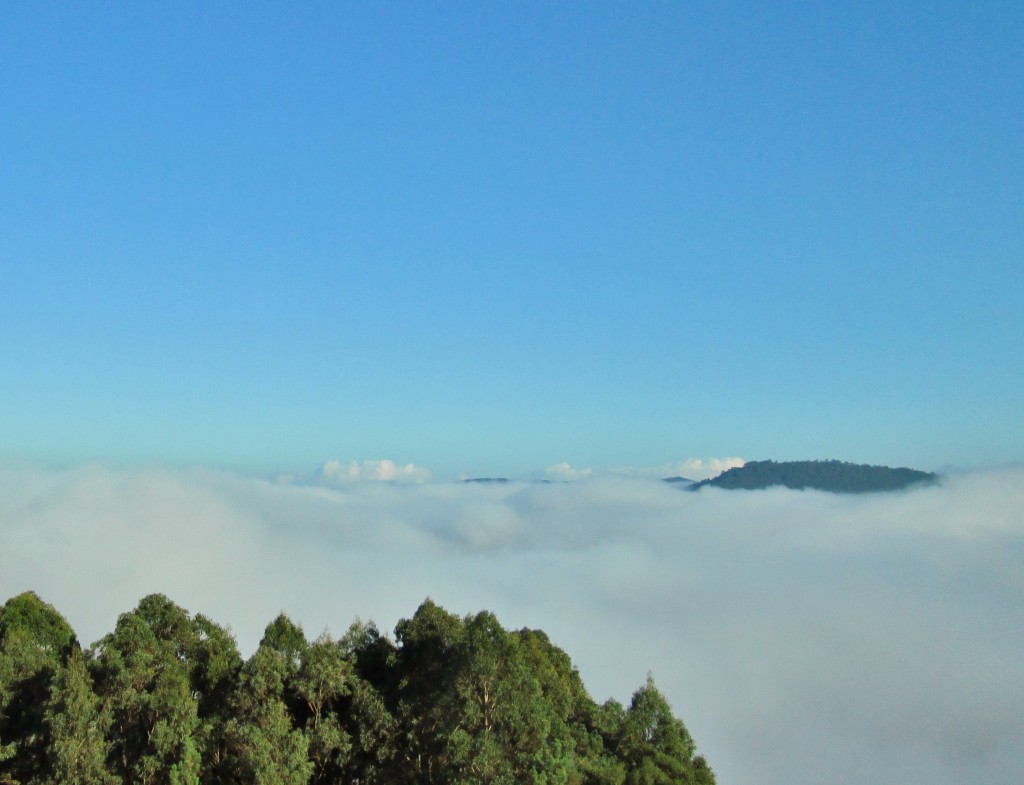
[687,459,938,493]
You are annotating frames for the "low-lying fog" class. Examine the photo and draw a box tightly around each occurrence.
[2,464,1021,785]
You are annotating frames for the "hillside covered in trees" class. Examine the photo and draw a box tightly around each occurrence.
[0,591,714,785]
[687,459,938,493]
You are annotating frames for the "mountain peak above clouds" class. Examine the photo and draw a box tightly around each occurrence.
[687,459,938,493]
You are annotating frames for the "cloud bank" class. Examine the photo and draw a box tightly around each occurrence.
[317,458,431,484]
[610,457,746,481]
[544,462,593,481]
[1,464,1022,785]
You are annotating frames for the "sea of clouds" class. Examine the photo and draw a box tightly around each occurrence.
[1,462,1022,785]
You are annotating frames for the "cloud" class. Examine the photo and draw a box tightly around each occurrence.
[317,459,431,484]
[610,457,746,481]
[1,463,1023,785]
[544,462,592,481]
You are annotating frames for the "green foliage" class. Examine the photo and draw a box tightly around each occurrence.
[44,649,118,785]
[338,619,399,784]
[619,675,697,784]
[0,591,78,783]
[294,634,353,782]
[168,735,201,785]
[92,594,204,785]
[224,647,313,785]
[190,613,243,720]
[446,611,575,785]
[516,628,590,721]
[0,592,78,657]
[393,598,467,782]
[0,593,715,785]
[260,614,307,668]
[688,459,938,493]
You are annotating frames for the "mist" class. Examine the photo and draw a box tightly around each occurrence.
[2,463,1021,785]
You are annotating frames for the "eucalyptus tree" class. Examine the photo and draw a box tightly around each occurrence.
[224,615,311,785]
[392,599,467,783]
[1,592,718,785]
[251,612,356,781]
[43,648,119,785]
[294,633,353,783]
[187,613,242,781]
[446,611,580,785]
[0,591,78,784]
[394,603,579,785]
[517,629,625,785]
[618,676,714,785]
[337,620,398,785]
[91,595,196,784]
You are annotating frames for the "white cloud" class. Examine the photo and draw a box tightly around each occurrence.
[544,462,592,481]
[610,457,746,481]
[318,459,431,484]
[2,463,1023,785]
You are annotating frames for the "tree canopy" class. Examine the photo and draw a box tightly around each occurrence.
[0,593,714,785]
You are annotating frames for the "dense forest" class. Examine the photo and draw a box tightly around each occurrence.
[687,459,938,493]
[0,592,714,785]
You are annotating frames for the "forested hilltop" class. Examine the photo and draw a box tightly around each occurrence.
[688,459,938,493]
[0,592,714,785]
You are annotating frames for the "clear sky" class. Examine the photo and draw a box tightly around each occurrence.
[2,2,1021,479]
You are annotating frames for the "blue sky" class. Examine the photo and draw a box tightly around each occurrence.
[2,2,1021,478]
